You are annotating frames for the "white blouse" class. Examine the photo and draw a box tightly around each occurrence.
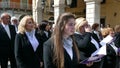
[26,30,39,51]
[63,37,73,60]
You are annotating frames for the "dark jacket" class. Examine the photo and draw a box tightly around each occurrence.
[43,37,79,68]
[14,32,43,68]
[0,23,16,57]
[74,32,102,68]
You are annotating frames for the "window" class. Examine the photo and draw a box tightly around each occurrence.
[70,0,77,8]
[21,0,28,9]
[101,0,106,4]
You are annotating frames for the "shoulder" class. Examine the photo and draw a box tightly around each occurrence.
[16,33,25,38]
[44,37,54,49]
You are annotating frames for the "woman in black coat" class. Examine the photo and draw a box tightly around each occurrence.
[74,17,102,68]
[14,15,43,68]
[43,12,80,68]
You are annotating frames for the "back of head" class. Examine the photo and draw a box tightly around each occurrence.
[40,20,49,31]
[92,23,99,30]
[101,27,114,38]
[75,17,87,32]
[114,25,120,33]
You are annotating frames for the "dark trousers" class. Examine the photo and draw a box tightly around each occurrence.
[0,56,8,68]
[9,51,17,68]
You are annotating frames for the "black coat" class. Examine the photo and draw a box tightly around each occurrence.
[0,23,16,57]
[43,37,79,68]
[14,32,43,68]
[102,43,117,68]
[74,32,102,68]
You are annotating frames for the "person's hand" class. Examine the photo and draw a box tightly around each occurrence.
[85,25,92,33]
[40,62,43,67]
[86,62,93,67]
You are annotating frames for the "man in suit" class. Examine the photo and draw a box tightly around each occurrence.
[0,12,16,68]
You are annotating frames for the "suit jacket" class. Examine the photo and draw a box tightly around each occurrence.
[102,43,117,68]
[74,32,100,60]
[14,32,43,68]
[43,37,79,68]
[74,32,102,68]
[114,32,120,48]
[0,23,16,57]
[39,30,52,42]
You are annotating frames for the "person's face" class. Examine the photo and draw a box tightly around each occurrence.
[109,30,115,37]
[2,15,11,25]
[12,19,18,25]
[25,19,35,32]
[45,24,51,31]
[63,18,75,37]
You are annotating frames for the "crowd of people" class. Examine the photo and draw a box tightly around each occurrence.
[0,12,120,68]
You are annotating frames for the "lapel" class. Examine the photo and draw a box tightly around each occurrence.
[0,24,11,40]
[9,25,12,39]
[23,33,39,52]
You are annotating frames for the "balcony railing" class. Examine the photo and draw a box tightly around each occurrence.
[0,2,32,10]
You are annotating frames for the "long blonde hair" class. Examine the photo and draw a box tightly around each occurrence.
[18,15,36,34]
[52,12,79,68]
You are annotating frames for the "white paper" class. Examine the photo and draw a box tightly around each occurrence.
[100,35,113,46]
[91,45,107,56]
[80,55,104,64]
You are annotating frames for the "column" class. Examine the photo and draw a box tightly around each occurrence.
[84,0,102,25]
[53,0,65,24]
[32,0,43,24]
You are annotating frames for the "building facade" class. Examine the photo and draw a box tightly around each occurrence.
[38,0,120,28]
[0,0,32,20]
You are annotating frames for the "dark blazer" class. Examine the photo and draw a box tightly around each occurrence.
[74,32,101,68]
[39,30,52,42]
[114,32,120,48]
[102,43,117,68]
[113,32,120,68]
[0,23,16,68]
[0,23,16,57]
[43,37,79,68]
[14,32,43,68]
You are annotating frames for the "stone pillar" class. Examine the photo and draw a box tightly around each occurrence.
[84,0,102,25]
[53,0,65,24]
[32,0,43,24]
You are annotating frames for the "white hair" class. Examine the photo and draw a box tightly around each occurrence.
[0,12,11,19]
[11,16,18,21]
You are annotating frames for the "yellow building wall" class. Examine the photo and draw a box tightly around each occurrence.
[65,0,86,18]
[101,0,120,27]
[43,0,120,27]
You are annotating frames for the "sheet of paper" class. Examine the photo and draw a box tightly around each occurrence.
[80,55,104,64]
[91,45,107,56]
[100,35,113,46]
[80,45,106,64]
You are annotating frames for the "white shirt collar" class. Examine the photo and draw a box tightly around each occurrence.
[2,22,8,28]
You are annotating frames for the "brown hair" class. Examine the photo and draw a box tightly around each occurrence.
[52,12,79,68]
[101,27,114,38]
[92,23,99,30]
[114,25,120,33]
